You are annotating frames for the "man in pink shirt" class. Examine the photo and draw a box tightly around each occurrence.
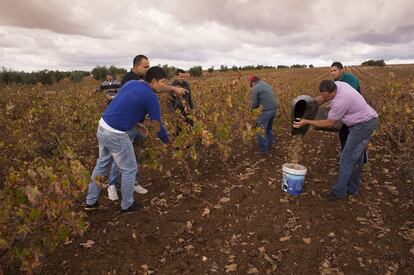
[293,80,378,201]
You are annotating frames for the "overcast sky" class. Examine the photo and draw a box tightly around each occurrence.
[1,0,414,71]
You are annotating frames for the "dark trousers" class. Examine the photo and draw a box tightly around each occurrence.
[175,110,194,136]
[339,125,368,163]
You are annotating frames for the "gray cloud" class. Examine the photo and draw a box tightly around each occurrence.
[145,0,315,35]
[352,25,414,45]
[1,0,414,71]
[0,0,129,38]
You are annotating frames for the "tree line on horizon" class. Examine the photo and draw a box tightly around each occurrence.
[0,59,387,85]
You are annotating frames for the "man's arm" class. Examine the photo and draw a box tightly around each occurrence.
[136,122,148,136]
[160,85,187,96]
[251,89,260,110]
[188,92,194,110]
[293,118,336,129]
[184,82,194,109]
[314,95,326,106]
[97,81,106,92]
[167,92,178,112]
[146,94,169,144]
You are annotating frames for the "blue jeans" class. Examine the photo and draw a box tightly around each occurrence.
[339,124,368,163]
[331,117,378,197]
[86,126,137,210]
[256,109,276,153]
[108,128,145,186]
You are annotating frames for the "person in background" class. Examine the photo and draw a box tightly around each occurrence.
[249,75,278,155]
[169,69,194,133]
[121,55,188,96]
[121,55,149,86]
[293,80,378,201]
[330,61,367,163]
[85,66,170,213]
[97,73,121,103]
[330,62,360,92]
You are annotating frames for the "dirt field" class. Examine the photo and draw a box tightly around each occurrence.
[1,66,413,274]
[38,127,413,274]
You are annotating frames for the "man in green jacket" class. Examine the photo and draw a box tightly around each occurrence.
[330,62,367,163]
[330,62,360,92]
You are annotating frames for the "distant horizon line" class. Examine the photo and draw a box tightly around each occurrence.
[2,62,414,73]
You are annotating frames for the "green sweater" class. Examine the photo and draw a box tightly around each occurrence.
[339,72,360,93]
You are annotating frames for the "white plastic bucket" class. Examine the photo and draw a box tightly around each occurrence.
[281,163,307,195]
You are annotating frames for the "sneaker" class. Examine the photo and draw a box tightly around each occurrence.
[134,184,148,194]
[321,191,347,201]
[121,202,143,214]
[347,192,359,200]
[255,151,268,156]
[84,201,99,211]
[107,185,119,201]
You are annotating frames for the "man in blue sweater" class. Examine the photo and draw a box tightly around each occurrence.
[249,75,278,154]
[85,66,170,213]
[107,55,188,200]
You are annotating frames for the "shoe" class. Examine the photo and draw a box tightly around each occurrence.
[321,191,347,201]
[121,202,143,214]
[347,192,359,200]
[107,185,119,201]
[134,184,148,194]
[84,201,99,211]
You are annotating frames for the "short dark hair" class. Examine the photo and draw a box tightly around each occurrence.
[319,80,337,93]
[331,62,343,69]
[145,66,166,82]
[175,69,185,75]
[133,54,148,67]
[106,72,112,76]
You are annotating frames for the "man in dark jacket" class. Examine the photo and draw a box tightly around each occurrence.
[98,73,121,93]
[121,55,187,96]
[169,69,194,132]
[97,73,121,103]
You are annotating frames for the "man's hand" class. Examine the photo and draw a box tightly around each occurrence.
[150,120,161,132]
[136,122,148,135]
[160,85,188,95]
[276,109,281,118]
[164,142,173,150]
[293,118,336,129]
[172,86,187,96]
[293,118,308,128]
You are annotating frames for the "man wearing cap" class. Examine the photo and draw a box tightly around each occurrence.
[249,75,278,154]
[293,80,378,201]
